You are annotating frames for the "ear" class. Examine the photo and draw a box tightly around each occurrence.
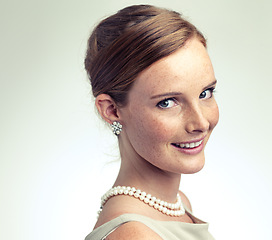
[95,94,120,124]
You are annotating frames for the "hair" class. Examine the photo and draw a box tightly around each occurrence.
[85,4,206,106]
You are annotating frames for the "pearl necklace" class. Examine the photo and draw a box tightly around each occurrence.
[99,186,185,217]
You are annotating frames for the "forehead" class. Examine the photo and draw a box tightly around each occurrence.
[130,38,214,97]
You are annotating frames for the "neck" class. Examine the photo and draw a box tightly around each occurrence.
[114,141,181,203]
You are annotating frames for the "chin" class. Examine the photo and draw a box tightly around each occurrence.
[180,156,206,174]
[181,164,205,174]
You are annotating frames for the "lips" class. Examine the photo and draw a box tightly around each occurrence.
[172,140,203,149]
[171,138,205,155]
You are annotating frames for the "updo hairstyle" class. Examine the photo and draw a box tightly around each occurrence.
[84,5,206,106]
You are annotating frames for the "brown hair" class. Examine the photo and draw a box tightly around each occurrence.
[85,5,206,106]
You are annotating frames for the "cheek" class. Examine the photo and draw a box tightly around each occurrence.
[127,115,175,164]
[129,110,176,145]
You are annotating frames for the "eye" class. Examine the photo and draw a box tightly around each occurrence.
[156,98,177,109]
[199,87,215,99]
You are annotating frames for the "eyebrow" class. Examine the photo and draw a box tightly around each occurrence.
[150,91,182,99]
[202,80,217,91]
[150,79,217,99]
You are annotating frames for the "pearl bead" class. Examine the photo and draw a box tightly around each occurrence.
[146,194,151,199]
[134,193,140,198]
[124,189,129,195]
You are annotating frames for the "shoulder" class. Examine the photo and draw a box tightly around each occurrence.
[106,221,162,240]
[179,190,192,212]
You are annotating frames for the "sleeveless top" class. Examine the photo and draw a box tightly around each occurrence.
[85,209,215,240]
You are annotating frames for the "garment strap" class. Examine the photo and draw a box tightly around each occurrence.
[101,221,130,240]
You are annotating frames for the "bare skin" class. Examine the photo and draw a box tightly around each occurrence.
[95,37,219,239]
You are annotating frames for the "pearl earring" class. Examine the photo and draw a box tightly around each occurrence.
[111,121,122,136]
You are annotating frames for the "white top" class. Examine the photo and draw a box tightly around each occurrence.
[85,211,215,240]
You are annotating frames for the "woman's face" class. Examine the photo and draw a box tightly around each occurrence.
[118,38,219,174]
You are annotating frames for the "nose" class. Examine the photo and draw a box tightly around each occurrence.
[185,104,210,134]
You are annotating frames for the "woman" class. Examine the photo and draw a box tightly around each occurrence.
[84,4,219,240]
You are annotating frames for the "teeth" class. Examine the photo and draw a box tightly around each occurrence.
[177,140,203,149]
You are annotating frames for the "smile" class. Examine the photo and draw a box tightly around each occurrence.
[172,140,203,149]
